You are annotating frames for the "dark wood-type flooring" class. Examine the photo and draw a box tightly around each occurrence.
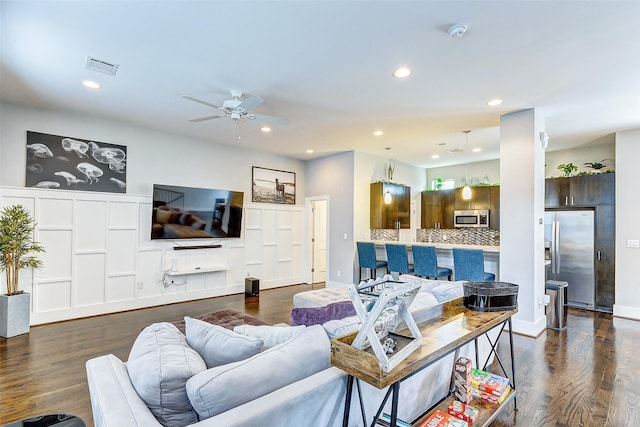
[1,284,638,426]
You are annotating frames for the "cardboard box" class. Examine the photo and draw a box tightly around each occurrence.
[454,357,473,403]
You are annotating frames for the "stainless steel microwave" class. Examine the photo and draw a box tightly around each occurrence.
[454,209,489,228]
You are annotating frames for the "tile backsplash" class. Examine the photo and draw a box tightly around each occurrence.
[370,229,400,241]
[416,228,500,246]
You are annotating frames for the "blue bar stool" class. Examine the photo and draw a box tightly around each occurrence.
[412,245,452,280]
[356,242,388,281]
[385,243,414,275]
[452,248,495,281]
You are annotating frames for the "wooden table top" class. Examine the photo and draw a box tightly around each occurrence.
[330,297,517,389]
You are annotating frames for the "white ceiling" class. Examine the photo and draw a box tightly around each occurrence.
[2,1,639,168]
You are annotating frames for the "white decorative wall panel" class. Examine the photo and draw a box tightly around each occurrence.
[75,200,107,251]
[107,275,135,302]
[2,187,306,324]
[108,229,137,273]
[36,281,71,312]
[38,229,72,280]
[39,198,73,227]
[109,201,138,228]
[75,253,106,307]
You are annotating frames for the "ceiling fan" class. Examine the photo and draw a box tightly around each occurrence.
[182,90,289,125]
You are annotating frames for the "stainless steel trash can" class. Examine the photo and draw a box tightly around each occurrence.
[545,280,568,330]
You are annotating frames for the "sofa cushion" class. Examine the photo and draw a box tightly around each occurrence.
[127,322,206,427]
[430,281,465,302]
[186,324,330,420]
[184,316,263,368]
[290,300,356,326]
[233,324,306,350]
[322,315,361,339]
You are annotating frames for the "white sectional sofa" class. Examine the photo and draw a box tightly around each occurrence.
[86,276,503,427]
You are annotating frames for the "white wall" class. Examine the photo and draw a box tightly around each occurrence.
[614,129,640,320]
[305,152,354,286]
[426,159,500,189]
[1,102,307,324]
[544,136,615,178]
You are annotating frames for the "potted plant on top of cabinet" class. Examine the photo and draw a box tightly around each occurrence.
[557,163,578,177]
[584,159,608,173]
[0,204,45,338]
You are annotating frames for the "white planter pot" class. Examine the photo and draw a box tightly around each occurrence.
[0,292,31,338]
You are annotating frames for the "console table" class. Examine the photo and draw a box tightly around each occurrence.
[330,297,517,427]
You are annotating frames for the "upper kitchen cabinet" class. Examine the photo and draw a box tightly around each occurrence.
[421,185,500,230]
[545,174,615,208]
[371,182,411,229]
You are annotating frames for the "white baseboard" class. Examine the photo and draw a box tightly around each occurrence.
[613,304,640,321]
[509,316,547,338]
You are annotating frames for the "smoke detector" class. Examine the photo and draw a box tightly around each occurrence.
[448,24,468,38]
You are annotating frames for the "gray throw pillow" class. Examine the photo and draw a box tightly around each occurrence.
[184,316,263,368]
[127,322,206,427]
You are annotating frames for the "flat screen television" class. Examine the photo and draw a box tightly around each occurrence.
[151,184,244,240]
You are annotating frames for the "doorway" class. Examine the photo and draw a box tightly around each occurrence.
[309,198,328,284]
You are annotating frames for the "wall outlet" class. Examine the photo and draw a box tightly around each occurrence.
[539,294,550,306]
[627,240,640,248]
[337,270,341,277]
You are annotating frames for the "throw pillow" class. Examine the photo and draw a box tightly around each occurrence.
[290,300,356,326]
[233,324,306,350]
[430,281,465,302]
[184,316,263,368]
[127,322,206,427]
[186,324,330,420]
[155,208,171,225]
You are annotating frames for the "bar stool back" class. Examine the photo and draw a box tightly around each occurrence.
[385,243,414,275]
[356,241,388,281]
[412,245,452,280]
[452,248,495,281]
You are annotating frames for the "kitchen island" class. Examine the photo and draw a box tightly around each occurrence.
[372,241,500,281]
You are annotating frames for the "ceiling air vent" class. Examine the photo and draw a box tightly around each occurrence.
[447,148,463,153]
[85,56,119,76]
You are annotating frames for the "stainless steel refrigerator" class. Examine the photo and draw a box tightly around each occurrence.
[544,210,595,310]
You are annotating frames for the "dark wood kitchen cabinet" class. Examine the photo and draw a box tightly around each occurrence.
[370,182,411,229]
[545,173,615,207]
[421,185,500,230]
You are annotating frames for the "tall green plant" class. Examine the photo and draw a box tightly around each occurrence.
[0,205,45,295]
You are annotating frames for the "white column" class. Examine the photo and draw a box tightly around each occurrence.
[500,109,547,337]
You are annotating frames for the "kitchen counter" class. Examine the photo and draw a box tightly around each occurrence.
[371,241,500,280]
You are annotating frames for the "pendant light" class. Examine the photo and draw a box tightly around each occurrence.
[384,147,393,204]
[462,130,472,200]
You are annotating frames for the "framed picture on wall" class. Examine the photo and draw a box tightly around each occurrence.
[25,131,127,193]
[252,166,295,205]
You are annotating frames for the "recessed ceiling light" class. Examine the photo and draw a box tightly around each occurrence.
[487,99,503,106]
[472,148,482,153]
[306,149,314,154]
[82,80,101,89]
[373,130,384,136]
[431,154,440,159]
[393,67,412,78]
[260,126,272,133]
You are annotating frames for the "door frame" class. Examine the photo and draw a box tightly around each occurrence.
[305,195,330,285]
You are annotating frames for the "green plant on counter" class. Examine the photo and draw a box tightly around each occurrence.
[584,159,608,171]
[557,163,578,177]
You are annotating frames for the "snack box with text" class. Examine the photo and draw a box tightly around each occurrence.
[419,410,468,427]
[454,357,473,403]
[470,368,511,397]
[471,385,512,404]
[448,401,479,424]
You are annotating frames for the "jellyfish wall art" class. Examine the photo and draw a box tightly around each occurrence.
[26,131,127,193]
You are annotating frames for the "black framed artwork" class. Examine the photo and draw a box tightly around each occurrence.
[25,131,127,193]
[252,166,295,205]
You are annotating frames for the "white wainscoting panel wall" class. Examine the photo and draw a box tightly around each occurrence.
[0,187,306,325]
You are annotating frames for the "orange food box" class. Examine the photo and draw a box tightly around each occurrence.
[419,410,469,427]
[447,400,479,424]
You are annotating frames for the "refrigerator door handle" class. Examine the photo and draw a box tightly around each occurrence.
[597,250,601,261]
[553,220,561,274]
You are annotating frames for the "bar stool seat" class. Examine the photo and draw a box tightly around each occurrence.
[356,241,388,281]
[452,248,495,281]
[385,243,414,275]
[412,245,452,280]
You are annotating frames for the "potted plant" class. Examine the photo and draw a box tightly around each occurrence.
[557,163,578,177]
[0,205,45,338]
[584,159,608,173]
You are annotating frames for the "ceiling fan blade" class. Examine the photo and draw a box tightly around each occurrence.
[254,114,289,126]
[189,115,224,123]
[237,94,264,111]
[182,95,222,109]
